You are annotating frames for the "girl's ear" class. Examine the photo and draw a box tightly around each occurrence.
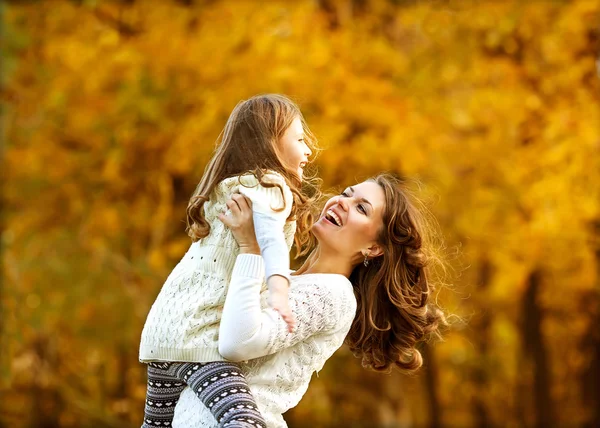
[368,244,383,258]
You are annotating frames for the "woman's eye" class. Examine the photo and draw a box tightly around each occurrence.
[358,205,366,214]
[341,191,349,197]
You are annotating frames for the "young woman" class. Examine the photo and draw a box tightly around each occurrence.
[171,174,447,427]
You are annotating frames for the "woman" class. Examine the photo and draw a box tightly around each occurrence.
[172,174,446,427]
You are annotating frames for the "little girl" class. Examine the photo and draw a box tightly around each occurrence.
[139,94,319,428]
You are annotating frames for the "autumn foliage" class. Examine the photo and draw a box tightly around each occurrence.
[2,0,599,427]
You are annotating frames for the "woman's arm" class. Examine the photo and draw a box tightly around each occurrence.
[218,194,352,362]
[218,254,347,362]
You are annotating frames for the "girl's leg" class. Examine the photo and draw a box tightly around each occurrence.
[174,362,266,428]
[142,362,187,428]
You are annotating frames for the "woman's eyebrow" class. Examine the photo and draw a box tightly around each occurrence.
[348,187,373,208]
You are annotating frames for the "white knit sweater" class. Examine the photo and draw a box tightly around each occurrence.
[172,255,357,428]
[139,173,296,363]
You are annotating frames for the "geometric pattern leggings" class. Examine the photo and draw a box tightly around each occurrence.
[142,361,267,428]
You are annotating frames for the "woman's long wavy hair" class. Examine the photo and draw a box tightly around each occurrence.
[186,94,321,257]
[346,173,448,373]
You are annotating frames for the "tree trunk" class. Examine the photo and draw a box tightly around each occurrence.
[422,342,441,428]
[29,335,62,428]
[580,232,600,428]
[580,305,600,428]
[521,269,554,428]
[472,259,493,427]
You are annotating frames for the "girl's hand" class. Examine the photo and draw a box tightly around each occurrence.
[267,277,296,333]
[218,193,260,255]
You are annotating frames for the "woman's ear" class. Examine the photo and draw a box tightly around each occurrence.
[368,244,383,258]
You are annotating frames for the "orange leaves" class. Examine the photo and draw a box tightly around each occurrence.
[3,0,600,426]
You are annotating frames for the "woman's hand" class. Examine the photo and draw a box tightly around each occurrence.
[218,193,260,255]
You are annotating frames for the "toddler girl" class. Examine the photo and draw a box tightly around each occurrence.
[139,94,319,428]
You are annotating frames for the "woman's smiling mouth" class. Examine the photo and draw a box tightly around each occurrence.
[324,209,342,226]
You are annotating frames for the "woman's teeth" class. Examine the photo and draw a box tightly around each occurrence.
[325,209,342,226]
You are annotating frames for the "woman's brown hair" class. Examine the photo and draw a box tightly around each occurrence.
[186,94,321,256]
[346,173,448,373]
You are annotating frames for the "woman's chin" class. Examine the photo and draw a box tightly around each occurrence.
[311,219,324,237]
[311,217,334,240]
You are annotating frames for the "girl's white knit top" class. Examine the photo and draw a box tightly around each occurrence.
[171,255,358,428]
[139,172,297,363]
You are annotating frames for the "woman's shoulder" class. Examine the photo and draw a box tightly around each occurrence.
[291,273,355,302]
[291,271,351,285]
[290,273,357,330]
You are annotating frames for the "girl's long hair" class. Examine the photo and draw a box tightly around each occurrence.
[186,94,321,257]
[346,173,448,373]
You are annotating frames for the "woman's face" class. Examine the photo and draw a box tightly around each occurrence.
[312,180,386,260]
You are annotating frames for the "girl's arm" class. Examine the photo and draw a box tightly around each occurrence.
[236,173,296,329]
[236,173,293,282]
[253,212,291,282]
[218,254,353,362]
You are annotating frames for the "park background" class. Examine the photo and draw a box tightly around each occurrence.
[2,0,599,427]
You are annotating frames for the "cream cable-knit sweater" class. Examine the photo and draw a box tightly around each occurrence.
[172,255,357,428]
[139,173,296,363]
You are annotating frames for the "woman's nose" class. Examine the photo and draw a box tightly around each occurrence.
[337,196,349,212]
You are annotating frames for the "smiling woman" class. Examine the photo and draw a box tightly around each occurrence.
[308,181,387,278]
[324,186,373,226]
[172,173,447,427]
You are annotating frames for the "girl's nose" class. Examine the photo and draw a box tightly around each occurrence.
[304,143,312,157]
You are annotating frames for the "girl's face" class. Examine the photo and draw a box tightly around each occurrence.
[278,117,312,179]
[312,181,386,260]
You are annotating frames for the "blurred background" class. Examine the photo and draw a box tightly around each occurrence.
[2,0,599,427]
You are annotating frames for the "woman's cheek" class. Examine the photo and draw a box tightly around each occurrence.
[357,221,375,243]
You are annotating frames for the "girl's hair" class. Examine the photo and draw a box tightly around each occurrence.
[346,173,448,373]
[186,94,321,256]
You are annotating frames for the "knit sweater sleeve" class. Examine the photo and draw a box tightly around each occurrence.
[237,173,294,281]
[219,254,354,362]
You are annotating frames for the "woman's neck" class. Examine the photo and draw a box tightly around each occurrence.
[294,246,354,278]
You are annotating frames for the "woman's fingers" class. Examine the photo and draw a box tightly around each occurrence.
[217,212,232,227]
[226,198,240,213]
[218,194,255,235]
[231,193,252,213]
[219,194,249,227]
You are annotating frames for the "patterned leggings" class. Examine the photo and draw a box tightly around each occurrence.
[142,361,266,428]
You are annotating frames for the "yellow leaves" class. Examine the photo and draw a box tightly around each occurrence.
[96,26,121,49]
[85,205,123,251]
[440,63,461,84]
[525,94,543,111]
[25,293,41,310]
[167,238,191,261]
[3,0,600,426]
[101,149,123,183]
[147,248,166,271]
[449,109,474,130]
